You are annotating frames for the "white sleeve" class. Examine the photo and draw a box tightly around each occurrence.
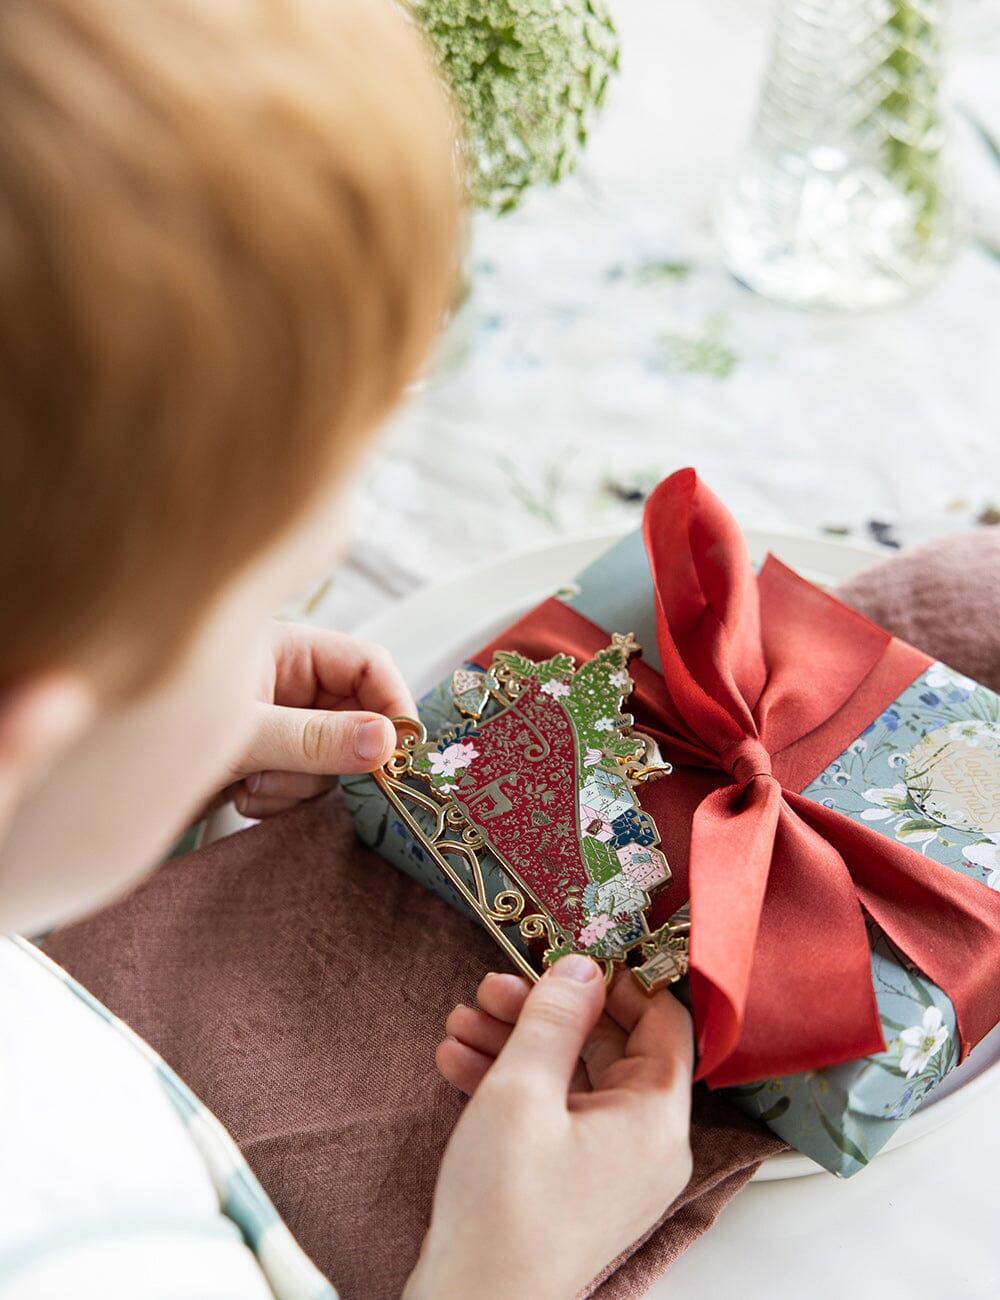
[0,1226,280,1300]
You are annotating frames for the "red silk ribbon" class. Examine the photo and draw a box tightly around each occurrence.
[476,468,1000,1088]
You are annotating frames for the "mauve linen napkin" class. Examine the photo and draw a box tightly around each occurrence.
[43,528,1000,1300]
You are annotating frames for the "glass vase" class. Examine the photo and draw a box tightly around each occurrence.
[717,0,955,310]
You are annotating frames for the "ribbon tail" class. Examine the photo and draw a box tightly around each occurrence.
[790,794,1000,1060]
[688,776,781,1082]
[693,786,885,1088]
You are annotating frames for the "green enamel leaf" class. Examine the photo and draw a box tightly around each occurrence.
[603,736,639,756]
[494,651,536,680]
[581,835,621,885]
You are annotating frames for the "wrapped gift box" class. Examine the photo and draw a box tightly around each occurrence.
[343,471,1000,1177]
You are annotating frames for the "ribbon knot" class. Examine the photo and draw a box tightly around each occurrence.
[720,738,773,785]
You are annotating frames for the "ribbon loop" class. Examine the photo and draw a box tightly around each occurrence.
[720,737,773,785]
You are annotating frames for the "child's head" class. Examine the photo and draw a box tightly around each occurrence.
[0,0,460,929]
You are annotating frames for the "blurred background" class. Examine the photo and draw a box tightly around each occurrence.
[305,0,1000,631]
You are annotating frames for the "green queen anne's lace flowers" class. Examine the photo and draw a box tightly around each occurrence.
[408,0,620,212]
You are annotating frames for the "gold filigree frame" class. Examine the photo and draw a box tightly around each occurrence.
[374,715,690,993]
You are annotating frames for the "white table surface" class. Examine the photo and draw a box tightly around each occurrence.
[657,1082,1000,1300]
[304,0,1000,634]
[289,1,1000,1293]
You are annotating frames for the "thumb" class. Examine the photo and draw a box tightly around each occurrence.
[490,955,606,1096]
[246,703,397,776]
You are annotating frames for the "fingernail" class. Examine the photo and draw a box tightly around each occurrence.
[246,772,263,794]
[355,717,391,761]
[551,954,599,983]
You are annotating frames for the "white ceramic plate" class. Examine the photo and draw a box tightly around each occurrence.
[350,528,1000,1180]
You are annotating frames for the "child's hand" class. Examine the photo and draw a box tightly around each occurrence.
[228,622,414,819]
[406,956,694,1300]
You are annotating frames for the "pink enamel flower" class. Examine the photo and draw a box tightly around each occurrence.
[540,678,571,699]
[578,913,614,946]
[580,804,614,842]
[428,740,479,778]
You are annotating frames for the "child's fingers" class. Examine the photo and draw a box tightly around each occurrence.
[436,1036,494,1096]
[579,1014,629,1088]
[597,989,694,1101]
[475,970,631,1089]
[435,1036,593,1097]
[233,793,302,819]
[446,1004,514,1059]
[272,624,417,719]
[604,967,660,1033]
[233,771,335,818]
[468,978,592,1092]
[628,988,695,1083]
[475,972,532,1024]
[487,956,606,1097]
[247,704,397,776]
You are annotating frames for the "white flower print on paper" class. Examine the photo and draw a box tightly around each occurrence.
[962,838,1000,890]
[861,784,910,821]
[540,678,571,699]
[924,662,976,695]
[899,1006,949,1078]
[860,783,937,846]
[428,740,479,779]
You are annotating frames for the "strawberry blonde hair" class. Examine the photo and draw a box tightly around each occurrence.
[0,0,460,695]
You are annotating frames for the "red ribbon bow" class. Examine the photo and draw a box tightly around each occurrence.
[477,469,1000,1087]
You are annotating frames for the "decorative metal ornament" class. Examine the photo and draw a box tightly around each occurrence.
[373,634,690,993]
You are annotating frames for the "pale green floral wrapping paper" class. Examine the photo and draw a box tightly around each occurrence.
[343,532,1000,1177]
